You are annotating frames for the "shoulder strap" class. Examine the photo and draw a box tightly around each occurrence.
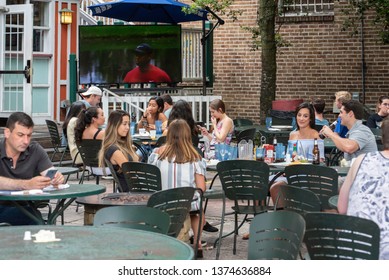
[93,128,102,140]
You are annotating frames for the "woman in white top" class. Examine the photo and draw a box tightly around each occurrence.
[148,119,206,258]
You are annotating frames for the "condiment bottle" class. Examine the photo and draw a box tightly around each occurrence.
[292,143,298,162]
[312,138,320,165]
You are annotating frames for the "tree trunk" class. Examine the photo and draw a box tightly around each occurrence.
[259,0,277,124]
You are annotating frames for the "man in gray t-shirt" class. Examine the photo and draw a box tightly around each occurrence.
[321,100,377,161]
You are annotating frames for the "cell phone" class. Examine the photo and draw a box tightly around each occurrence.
[46,169,58,180]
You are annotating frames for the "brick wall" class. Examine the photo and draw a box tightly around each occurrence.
[182,1,389,124]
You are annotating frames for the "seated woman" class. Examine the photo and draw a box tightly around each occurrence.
[338,119,389,259]
[366,95,389,129]
[164,99,200,147]
[138,96,168,132]
[137,97,168,161]
[74,106,106,143]
[64,101,86,165]
[148,119,206,258]
[98,110,139,192]
[270,102,324,203]
[198,99,234,159]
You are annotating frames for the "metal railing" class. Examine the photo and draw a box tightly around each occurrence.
[100,88,219,129]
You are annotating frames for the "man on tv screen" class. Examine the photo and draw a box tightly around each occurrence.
[123,43,172,84]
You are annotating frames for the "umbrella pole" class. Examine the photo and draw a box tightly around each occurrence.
[201,7,224,124]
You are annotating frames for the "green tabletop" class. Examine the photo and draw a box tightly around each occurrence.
[0,226,194,260]
[0,184,105,201]
[0,184,106,224]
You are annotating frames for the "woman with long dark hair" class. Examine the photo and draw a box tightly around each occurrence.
[98,110,138,191]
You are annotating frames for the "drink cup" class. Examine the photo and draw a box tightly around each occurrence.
[265,117,272,129]
[155,120,163,135]
[139,128,146,135]
[130,122,136,136]
[150,130,156,140]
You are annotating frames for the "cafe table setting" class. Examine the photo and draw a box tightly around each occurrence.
[0,184,106,225]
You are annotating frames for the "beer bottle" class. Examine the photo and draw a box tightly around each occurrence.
[312,138,320,164]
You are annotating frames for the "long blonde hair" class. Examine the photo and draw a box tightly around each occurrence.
[158,119,201,163]
[98,110,138,168]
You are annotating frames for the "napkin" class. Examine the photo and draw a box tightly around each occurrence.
[42,184,70,191]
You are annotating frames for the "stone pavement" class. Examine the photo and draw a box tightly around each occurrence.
[55,170,250,260]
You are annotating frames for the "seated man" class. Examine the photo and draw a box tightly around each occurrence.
[333,91,352,138]
[0,112,64,225]
[321,100,378,162]
[312,98,329,126]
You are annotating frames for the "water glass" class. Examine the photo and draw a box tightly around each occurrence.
[130,122,136,136]
[149,130,157,140]
[155,120,162,135]
[265,117,272,129]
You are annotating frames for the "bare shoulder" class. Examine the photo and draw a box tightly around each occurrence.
[289,131,298,140]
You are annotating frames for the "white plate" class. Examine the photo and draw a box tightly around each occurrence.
[271,125,293,130]
[43,184,70,192]
[206,159,220,168]
[132,133,151,140]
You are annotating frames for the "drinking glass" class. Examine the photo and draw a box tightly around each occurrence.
[265,117,272,129]
[155,120,162,135]
[130,122,136,135]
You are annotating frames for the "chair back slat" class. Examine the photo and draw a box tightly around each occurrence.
[248,211,306,260]
[147,187,194,237]
[285,165,338,210]
[304,212,380,260]
[94,206,170,235]
[122,162,162,193]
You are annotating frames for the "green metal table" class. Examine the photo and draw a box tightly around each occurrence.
[0,225,194,260]
[0,184,106,225]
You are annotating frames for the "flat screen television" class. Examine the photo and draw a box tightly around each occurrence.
[79,25,182,85]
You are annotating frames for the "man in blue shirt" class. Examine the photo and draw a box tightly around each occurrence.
[333,91,352,138]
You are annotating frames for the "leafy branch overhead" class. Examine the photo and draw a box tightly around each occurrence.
[340,0,389,44]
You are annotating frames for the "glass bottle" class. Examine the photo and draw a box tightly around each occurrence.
[273,136,277,162]
[292,143,298,162]
[312,138,320,164]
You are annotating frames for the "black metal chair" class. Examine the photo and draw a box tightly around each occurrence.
[284,165,338,210]
[45,119,68,166]
[104,159,121,193]
[121,162,162,193]
[93,205,170,235]
[233,118,254,127]
[274,185,322,213]
[248,211,306,260]
[235,127,256,143]
[304,212,380,260]
[216,160,271,255]
[147,187,195,238]
[76,139,105,184]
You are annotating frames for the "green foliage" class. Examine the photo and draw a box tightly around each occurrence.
[339,0,389,44]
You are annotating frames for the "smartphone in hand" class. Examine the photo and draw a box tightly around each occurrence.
[46,169,58,180]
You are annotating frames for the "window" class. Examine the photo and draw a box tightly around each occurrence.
[279,0,334,16]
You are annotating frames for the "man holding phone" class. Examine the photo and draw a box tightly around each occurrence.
[0,112,64,225]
